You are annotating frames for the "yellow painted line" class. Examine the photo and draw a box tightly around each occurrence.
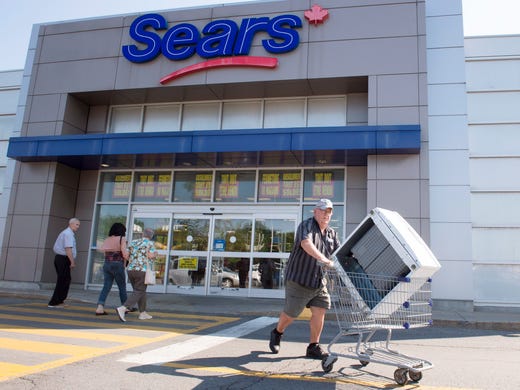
[163,362,478,389]
[1,304,237,330]
[0,336,102,355]
[0,302,242,383]
[0,331,177,382]
[0,327,171,343]
[0,312,235,333]
[17,302,235,323]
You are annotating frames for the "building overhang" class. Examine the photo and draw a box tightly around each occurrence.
[7,125,420,169]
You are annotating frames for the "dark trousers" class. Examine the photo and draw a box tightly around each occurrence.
[125,270,147,312]
[49,254,71,305]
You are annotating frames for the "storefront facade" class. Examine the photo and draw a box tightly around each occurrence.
[2,1,471,302]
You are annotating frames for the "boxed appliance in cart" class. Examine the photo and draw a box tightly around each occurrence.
[332,208,441,317]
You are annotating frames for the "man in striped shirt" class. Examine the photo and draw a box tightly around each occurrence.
[269,199,340,359]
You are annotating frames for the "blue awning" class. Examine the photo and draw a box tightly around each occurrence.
[7,125,420,169]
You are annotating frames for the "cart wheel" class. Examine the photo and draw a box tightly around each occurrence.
[359,360,369,366]
[321,356,337,373]
[409,370,423,382]
[394,368,409,386]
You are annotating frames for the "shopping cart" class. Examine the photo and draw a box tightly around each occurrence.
[321,265,435,386]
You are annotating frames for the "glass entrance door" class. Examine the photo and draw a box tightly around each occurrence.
[131,206,298,297]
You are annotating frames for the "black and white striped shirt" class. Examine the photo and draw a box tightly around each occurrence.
[285,217,340,288]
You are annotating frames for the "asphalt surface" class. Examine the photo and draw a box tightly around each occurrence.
[1,281,520,331]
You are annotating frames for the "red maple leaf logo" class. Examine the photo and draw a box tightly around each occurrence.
[304,4,329,25]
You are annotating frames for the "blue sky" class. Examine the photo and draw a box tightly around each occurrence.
[2,0,519,72]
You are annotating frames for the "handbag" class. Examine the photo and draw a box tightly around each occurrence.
[144,260,155,285]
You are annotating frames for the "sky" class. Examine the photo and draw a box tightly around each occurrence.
[2,0,519,72]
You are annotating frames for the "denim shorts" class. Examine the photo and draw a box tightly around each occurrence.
[283,280,331,318]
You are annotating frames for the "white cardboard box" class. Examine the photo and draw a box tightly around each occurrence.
[332,208,441,317]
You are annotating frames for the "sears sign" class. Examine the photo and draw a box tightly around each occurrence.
[122,5,329,83]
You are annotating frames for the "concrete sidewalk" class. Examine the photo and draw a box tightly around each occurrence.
[1,282,520,331]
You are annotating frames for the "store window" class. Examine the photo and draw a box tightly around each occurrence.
[264,99,305,128]
[214,171,256,202]
[213,218,252,252]
[171,218,209,251]
[254,218,295,253]
[258,170,301,202]
[107,94,366,133]
[173,171,213,202]
[303,169,344,202]
[308,97,346,126]
[143,104,180,132]
[133,171,172,202]
[222,100,262,129]
[252,258,285,290]
[181,102,220,130]
[98,172,132,201]
[110,106,142,133]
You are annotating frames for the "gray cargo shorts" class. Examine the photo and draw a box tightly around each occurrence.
[283,279,331,318]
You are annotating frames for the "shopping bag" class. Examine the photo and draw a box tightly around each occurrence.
[144,261,155,285]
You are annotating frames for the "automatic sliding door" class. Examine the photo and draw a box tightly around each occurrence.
[251,216,296,297]
[168,215,210,294]
[208,217,252,295]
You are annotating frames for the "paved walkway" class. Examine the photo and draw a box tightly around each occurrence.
[1,282,520,331]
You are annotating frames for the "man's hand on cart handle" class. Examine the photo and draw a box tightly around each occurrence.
[319,257,335,269]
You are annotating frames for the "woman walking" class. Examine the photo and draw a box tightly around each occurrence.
[95,223,129,315]
[116,227,156,322]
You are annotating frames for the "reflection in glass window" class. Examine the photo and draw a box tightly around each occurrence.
[252,258,286,290]
[214,171,255,202]
[213,218,252,252]
[173,172,213,202]
[133,172,172,202]
[109,106,142,133]
[98,172,132,202]
[89,250,105,284]
[171,218,209,251]
[168,256,207,287]
[92,204,128,247]
[132,217,170,250]
[254,218,295,253]
[258,170,301,202]
[303,169,345,202]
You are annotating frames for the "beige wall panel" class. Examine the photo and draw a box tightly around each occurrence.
[377,74,419,107]
[308,37,419,78]
[13,183,47,215]
[33,59,119,94]
[8,214,44,248]
[376,179,421,218]
[4,248,38,281]
[39,29,123,63]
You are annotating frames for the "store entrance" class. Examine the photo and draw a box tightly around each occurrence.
[130,206,298,297]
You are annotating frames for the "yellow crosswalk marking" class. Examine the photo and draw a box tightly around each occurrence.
[0,302,239,383]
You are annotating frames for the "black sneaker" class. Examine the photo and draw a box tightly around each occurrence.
[306,343,329,359]
[269,328,282,354]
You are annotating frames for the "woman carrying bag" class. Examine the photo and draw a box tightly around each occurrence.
[116,227,157,322]
[96,222,129,315]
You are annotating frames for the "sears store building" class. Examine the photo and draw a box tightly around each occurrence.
[3,1,483,308]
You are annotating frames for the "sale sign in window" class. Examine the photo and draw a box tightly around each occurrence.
[312,171,334,198]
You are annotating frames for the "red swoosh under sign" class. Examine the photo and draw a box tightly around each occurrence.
[160,56,278,84]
